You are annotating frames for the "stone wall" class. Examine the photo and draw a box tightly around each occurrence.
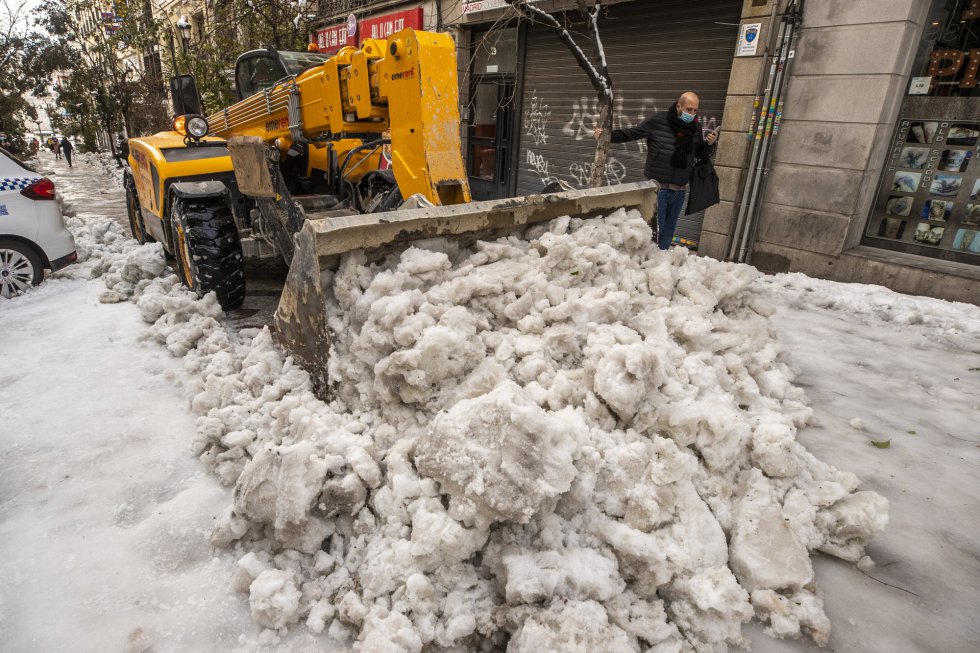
[700,0,978,305]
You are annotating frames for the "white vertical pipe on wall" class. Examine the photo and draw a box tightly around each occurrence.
[726,0,782,262]
[737,0,802,263]
[727,0,804,263]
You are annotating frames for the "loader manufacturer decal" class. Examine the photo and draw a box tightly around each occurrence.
[265,117,289,132]
[391,66,415,81]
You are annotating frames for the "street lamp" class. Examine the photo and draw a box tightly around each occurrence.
[176,15,192,54]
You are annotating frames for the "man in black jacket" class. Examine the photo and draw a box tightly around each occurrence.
[60,136,74,168]
[595,92,717,249]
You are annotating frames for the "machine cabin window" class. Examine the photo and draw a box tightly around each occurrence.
[237,56,288,99]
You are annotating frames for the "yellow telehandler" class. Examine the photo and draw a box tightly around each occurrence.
[122,28,658,391]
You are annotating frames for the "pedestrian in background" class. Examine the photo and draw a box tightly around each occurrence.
[53,137,62,160]
[60,136,73,167]
[595,92,718,249]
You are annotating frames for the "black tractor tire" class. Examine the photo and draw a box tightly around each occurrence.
[170,195,246,310]
[124,175,153,244]
[0,238,44,298]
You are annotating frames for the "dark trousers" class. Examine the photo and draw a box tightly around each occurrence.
[657,187,686,250]
[64,149,73,167]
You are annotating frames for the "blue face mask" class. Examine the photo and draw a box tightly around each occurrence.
[679,111,696,124]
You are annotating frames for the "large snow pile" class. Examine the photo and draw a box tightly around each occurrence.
[76,208,888,651]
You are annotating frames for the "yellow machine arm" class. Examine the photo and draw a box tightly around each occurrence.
[207,29,470,206]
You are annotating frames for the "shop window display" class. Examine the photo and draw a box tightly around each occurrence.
[865,0,980,264]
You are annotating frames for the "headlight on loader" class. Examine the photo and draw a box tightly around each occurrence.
[172,114,209,141]
[186,115,209,139]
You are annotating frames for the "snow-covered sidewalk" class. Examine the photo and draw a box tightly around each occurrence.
[0,278,256,650]
[0,153,270,651]
[750,277,980,653]
[1,151,978,652]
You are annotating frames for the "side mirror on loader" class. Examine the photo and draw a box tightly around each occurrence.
[170,75,204,117]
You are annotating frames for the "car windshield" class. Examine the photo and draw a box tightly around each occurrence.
[279,51,330,76]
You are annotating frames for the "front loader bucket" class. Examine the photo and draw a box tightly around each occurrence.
[275,181,659,394]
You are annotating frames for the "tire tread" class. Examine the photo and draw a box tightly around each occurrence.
[172,197,245,309]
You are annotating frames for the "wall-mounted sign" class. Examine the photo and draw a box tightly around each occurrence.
[315,7,423,53]
[463,0,511,13]
[736,22,762,57]
[315,23,354,54]
[909,76,932,95]
[360,7,424,42]
[463,0,537,14]
[927,48,980,90]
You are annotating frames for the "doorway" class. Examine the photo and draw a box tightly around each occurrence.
[467,28,520,200]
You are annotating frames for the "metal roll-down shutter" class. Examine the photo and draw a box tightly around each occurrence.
[516,0,741,243]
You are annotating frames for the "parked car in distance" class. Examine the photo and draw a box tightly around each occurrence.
[0,147,77,298]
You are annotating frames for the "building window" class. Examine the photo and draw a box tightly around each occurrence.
[864,0,980,262]
[472,28,518,75]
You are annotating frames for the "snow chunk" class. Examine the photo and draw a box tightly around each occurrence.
[816,491,890,561]
[752,588,831,646]
[508,600,636,653]
[502,548,625,603]
[415,381,583,524]
[664,567,753,651]
[730,469,813,592]
[248,569,301,629]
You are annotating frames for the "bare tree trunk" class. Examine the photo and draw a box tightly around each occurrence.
[586,4,612,188]
[589,101,612,187]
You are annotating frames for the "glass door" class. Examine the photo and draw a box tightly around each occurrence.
[467,28,519,201]
[468,80,515,200]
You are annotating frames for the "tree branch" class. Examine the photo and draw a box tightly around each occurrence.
[504,0,610,99]
[504,0,614,188]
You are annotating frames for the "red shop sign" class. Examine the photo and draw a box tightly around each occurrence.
[315,23,355,54]
[359,7,424,43]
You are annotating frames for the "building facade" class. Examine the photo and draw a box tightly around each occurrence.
[309,0,978,303]
[313,0,445,54]
[701,0,978,304]
[451,0,740,255]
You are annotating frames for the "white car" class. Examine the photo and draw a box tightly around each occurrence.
[0,147,77,297]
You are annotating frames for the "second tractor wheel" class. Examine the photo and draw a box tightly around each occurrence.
[125,175,152,244]
[171,195,246,310]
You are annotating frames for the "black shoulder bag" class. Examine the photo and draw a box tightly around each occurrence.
[686,154,720,215]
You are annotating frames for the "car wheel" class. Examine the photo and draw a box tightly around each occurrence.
[170,195,246,310]
[125,176,153,244]
[0,239,44,298]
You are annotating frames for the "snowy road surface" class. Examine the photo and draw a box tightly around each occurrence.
[0,152,977,652]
